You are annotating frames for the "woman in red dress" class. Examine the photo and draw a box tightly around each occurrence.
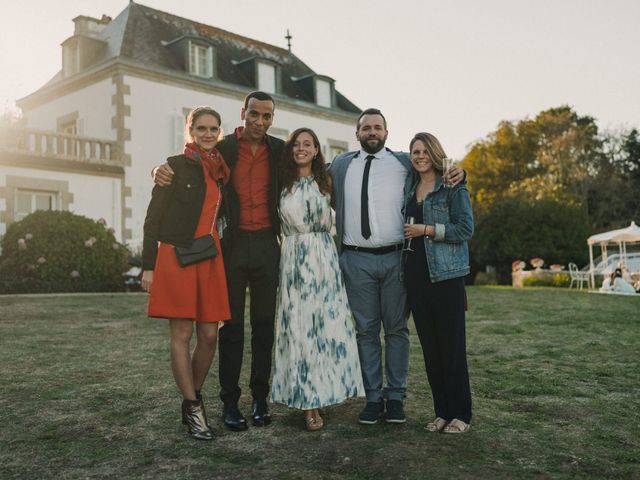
[141,106,230,440]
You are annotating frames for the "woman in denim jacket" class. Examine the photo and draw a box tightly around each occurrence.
[402,132,474,434]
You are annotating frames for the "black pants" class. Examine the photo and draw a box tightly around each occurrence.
[405,259,472,423]
[218,230,280,406]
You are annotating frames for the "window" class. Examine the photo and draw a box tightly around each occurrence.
[268,127,289,142]
[15,190,59,221]
[328,145,346,162]
[257,62,276,93]
[316,78,332,108]
[189,41,213,78]
[327,139,349,162]
[59,119,77,136]
[3,176,72,226]
[57,112,80,156]
[172,109,190,152]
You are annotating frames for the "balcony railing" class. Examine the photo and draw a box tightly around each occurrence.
[0,128,122,167]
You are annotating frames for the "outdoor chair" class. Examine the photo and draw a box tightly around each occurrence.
[568,262,591,290]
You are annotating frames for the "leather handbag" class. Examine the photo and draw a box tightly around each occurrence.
[175,180,223,268]
[175,235,218,267]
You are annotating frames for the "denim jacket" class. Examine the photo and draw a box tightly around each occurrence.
[402,174,474,283]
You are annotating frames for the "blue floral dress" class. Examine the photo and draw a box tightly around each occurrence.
[271,176,364,409]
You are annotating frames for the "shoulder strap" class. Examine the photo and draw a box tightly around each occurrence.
[209,180,223,236]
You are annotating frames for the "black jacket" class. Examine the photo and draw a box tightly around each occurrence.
[142,154,216,270]
[216,132,284,251]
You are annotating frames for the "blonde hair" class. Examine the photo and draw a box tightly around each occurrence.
[185,106,222,143]
[409,132,447,172]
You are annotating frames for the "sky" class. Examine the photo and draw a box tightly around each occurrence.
[1,0,639,159]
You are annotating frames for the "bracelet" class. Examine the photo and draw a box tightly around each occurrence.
[423,225,428,236]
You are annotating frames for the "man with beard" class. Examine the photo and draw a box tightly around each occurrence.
[330,108,463,424]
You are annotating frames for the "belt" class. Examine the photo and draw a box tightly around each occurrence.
[342,243,403,255]
[237,228,274,237]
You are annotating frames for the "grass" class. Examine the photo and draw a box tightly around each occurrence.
[0,287,639,479]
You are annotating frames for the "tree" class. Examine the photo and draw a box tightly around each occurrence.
[462,106,602,217]
[583,128,640,230]
[470,197,591,283]
[460,105,638,282]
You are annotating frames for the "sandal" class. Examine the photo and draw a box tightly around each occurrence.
[424,417,448,432]
[305,410,324,431]
[442,418,470,434]
[305,416,324,431]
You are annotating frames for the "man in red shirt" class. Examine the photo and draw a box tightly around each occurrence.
[154,92,284,431]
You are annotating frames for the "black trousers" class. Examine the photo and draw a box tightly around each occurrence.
[405,259,472,424]
[218,230,280,405]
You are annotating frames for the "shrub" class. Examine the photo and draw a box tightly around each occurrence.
[522,273,570,288]
[474,271,498,285]
[470,197,591,284]
[0,211,129,293]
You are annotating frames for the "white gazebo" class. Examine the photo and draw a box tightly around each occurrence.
[587,221,640,287]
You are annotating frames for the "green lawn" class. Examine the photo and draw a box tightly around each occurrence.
[1,287,638,479]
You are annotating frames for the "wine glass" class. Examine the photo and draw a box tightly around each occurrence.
[403,216,415,252]
[443,157,454,187]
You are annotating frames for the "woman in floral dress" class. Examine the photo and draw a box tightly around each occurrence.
[271,128,364,431]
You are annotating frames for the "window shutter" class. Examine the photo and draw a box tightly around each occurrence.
[173,113,185,152]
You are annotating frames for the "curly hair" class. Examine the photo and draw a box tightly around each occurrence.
[280,128,332,198]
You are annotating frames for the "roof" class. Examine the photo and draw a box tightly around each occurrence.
[587,221,640,245]
[43,2,360,114]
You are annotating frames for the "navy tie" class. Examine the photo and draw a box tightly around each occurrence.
[361,155,375,239]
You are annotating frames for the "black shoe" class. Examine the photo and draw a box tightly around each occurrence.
[385,400,407,423]
[182,399,213,441]
[252,399,272,427]
[358,401,384,425]
[223,404,248,431]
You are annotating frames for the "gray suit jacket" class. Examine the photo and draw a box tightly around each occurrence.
[329,148,413,253]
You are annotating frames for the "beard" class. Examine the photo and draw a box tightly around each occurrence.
[359,135,387,154]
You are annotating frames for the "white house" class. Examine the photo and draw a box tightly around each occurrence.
[0,2,360,249]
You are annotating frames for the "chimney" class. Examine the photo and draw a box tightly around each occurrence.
[72,15,110,38]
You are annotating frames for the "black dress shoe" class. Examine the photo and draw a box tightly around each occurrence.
[223,404,248,431]
[252,399,272,426]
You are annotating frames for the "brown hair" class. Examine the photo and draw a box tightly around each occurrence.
[280,128,332,198]
[409,132,447,171]
[357,108,387,130]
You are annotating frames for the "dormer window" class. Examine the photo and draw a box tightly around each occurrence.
[189,41,213,78]
[257,61,276,93]
[62,40,80,77]
[315,78,332,108]
[232,57,280,93]
[292,74,335,108]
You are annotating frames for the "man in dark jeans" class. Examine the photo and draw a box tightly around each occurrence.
[153,91,283,431]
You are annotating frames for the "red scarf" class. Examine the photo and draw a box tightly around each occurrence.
[184,142,230,185]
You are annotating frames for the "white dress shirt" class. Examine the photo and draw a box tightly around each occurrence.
[343,148,409,247]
